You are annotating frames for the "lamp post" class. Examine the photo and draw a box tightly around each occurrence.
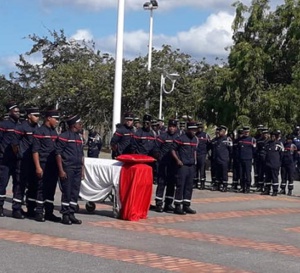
[143,0,158,109]
[159,72,180,120]
[112,0,125,133]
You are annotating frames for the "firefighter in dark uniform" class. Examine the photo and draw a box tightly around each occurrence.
[238,126,256,193]
[157,118,166,134]
[253,125,264,187]
[87,126,102,158]
[133,117,141,132]
[255,129,269,192]
[131,114,156,155]
[154,119,180,213]
[179,121,186,135]
[110,112,134,158]
[0,102,20,217]
[211,125,232,192]
[280,134,297,195]
[56,114,84,225]
[230,128,243,191]
[11,107,40,219]
[32,110,61,222]
[261,131,284,196]
[194,123,210,190]
[171,121,198,215]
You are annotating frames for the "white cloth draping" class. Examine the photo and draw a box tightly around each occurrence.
[80,157,123,202]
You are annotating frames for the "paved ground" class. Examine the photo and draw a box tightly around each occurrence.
[1,152,300,273]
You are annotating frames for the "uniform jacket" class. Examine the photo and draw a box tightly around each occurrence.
[238,135,256,160]
[110,124,134,155]
[210,136,232,164]
[196,131,210,156]
[32,124,58,163]
[172,133,198,166]
[131,127,156,155]
[56,130,84,168]
[265,140,284,168]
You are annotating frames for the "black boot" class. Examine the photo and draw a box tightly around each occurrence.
[279,189,286,195]
[221,184,228,192]
[163,204,175,213]
[244,187,250,194]
[287,189,292,196]
[45,213,62,222]
[35,213,45,222]
[174,204,186,215]
[25,208,36,219]
[12,210,25,219]
[0,206,4,217]
[69,213,82,224]
[271,191,278,197]
[255,186,263,192]
[183,205,196,214]
[61,214,72,225]
[200,180,205,190]
[230,183,238,192]
[155,204,163,213]
[261,186,270,195]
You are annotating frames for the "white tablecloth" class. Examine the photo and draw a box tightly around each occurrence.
[80,157,123,202]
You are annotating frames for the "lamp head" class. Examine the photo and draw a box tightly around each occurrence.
[166,72,180,81]
[143,0,158,10]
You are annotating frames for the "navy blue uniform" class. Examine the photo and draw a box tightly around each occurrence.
[211,136,232,190]
[280,142,297,193]
[238,136,256,192]
[256,136,268,190]
[110,124,134,158]
[264,140,284,194]
[131,128,156,155]
[87,131,102,158]
[195,131,210,189]
[11,120,38,211]
[0,117,20,206]
[231,137,241,189]
[56,131,84,215]
[32,125,59,215]
[172,133,197,207]
[154,130,179,209]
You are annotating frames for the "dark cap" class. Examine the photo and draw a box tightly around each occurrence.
[262,128,269,134]
[151,120,158,126]
[168,119,177,127]
[197,122,203,128]
[243,126,250,132]
[26,107,40,116]
[237,128,243,134]
[124,112,134,120]
[143,114,152,122]
[276,129,281,134]
[44,110,60,118]
[5,102,18,112]
[157,118,164,122]
[134,117,140,123]
[286,134,294,140]
[66,114,81,126]
[257,124,264,130]
[187,121,198,129]
[219,125,228,131]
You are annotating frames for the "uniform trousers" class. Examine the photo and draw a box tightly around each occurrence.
[216,161,229,185]
[155,162,176,206]
[257,156,266,187]
[0,157,17,206]
[174,165,195,206]
[12,156,35,211]
[280,164,295,190]
[265,166,279,192]
[34,160,58,214]
[196,154,206,182]
[239,159,252,190]
[60,166,82,215]
[232,159,240,185]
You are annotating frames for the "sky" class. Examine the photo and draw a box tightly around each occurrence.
[0,0,284,77]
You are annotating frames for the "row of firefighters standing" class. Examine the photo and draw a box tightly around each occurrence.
[0,102,84,225]
[111,113,298,214]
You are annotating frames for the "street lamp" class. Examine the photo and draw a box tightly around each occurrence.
[143,0,158,109]
[159,72,180,120]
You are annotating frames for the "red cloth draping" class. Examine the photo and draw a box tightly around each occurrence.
[116,154,156,163]
[119,163,153,221]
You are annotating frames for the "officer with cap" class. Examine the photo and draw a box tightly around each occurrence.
[0,102,20,217]
[194,122,210,190]
[171,121,198,215]
[154,119,180,213]
[237,126,256,193]
[32,109,61,222]
[11,107,40,219]
[253,125,265,187]
[255,128,270,192]
[87,126,102,158]
[56,114,84,225]
[110,112,135,158]
[133,117,141,131]
[261,131,284,196]
[208,127,220,187]
[280,134,297,195]
[131,114,156,155]
[179,121,186,135]
[210,125,232,192]
[151,119,160,136]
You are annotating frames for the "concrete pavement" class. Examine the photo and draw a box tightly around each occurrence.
[0,152,300,273]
